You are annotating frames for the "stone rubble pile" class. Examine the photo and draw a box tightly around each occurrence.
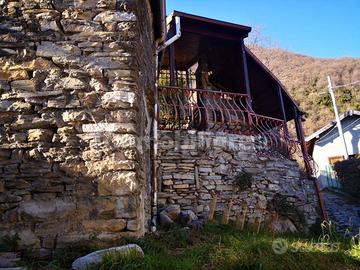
[158,204,203,229]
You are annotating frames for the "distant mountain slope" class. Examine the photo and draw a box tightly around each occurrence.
[249,46,360,136]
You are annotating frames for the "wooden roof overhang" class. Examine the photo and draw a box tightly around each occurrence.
[150,0,166,42]
[161,11,301,122]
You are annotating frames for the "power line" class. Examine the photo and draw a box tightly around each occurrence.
[333,80,360,89]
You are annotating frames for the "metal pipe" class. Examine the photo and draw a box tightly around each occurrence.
[150,46,160,231]
[151,15,181,229]
[157,16,181,53]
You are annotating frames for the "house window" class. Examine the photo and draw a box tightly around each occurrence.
[328,156,344,165]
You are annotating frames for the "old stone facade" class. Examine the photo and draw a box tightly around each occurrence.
[0,0,322,258]
[157,130,320,231]
[0,0,155,257]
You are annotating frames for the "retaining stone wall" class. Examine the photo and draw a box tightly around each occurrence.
[0,0,155,257]
[157,130,320,231]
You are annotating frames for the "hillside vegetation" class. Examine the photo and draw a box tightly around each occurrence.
[249,46,360,136]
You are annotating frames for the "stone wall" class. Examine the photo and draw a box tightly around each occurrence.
[157,130,320,231]
[0,0,155,257]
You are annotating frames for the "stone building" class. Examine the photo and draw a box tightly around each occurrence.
[0,0,323,257]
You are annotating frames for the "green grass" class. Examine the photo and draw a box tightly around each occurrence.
[23,223,360,270]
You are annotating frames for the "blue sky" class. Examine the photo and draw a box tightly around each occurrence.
[166,0,360,58]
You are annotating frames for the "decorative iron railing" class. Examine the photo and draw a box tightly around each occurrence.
[157,86,298,157]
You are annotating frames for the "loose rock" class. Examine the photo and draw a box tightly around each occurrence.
[71,244,144,270]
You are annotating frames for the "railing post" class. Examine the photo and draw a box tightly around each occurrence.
[241,39,252,111]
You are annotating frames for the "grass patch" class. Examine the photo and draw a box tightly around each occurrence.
[24,223,360,270]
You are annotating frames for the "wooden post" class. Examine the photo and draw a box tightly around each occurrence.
[241,39,252,111]
[169,44,176,86]
[255,216,263,234]
[277,85,289,137]
[221,199,233,225]
[240,202,248,231]
[208,191,218,222]
[235,212,242,229]
[186,70,191,88]
[294,108,328,221]
[294,107,312,178]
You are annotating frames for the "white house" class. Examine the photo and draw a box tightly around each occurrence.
[306,110,360,189]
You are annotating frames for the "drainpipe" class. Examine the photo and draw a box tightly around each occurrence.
[151,14,182,230]
[157,15,181,53]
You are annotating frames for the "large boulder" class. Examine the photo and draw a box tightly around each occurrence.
[180,210,203,229]
[159,210,174,228]
[164,204,180,221]
[268,217,297,233]
[71,244,144,270]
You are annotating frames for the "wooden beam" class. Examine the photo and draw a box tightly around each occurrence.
[294,108,311,178]
[169,44,176,86]
[278,85,289,136]
[241,39,252,110]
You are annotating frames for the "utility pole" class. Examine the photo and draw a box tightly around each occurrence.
[327,76,349,160]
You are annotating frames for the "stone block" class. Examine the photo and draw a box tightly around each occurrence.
[0,193,22,203]
[115,196,138,219]
[86,160,136,176]
[94,11,136,23]
[163,180,173,186]
[112,134,137,149]
[82,219,127,232]
[0,150,11,161]
[101,91,136,109]
[10,80,35,92]
[173,174,194,180]
[17,229,40,248]
[60,77,87,90]
[98,171,137,196]
[27,129,53,142]
[126,219,141,231]
[105,70,135,81]
[0,70,29,80]
[62,111,89,122]
[36,42,81,58]
[18,199,76,221]
[60,19,102,33]
[173,184,189,189]
[82,123,136,134]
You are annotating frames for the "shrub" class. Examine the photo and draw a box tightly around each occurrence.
[334,158,360,198]
[233,171,253,190]
[0,234,19,252]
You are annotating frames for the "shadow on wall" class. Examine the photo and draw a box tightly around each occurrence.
[0,131,143,258]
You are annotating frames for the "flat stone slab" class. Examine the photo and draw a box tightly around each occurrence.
[71,244,144,270]
[0,252,21,268]
[0,268,27,270]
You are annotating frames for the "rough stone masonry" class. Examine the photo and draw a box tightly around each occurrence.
[0,0,155,257]
[157,131,320,231]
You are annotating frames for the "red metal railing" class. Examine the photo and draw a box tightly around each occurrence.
[158,86,298,156]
